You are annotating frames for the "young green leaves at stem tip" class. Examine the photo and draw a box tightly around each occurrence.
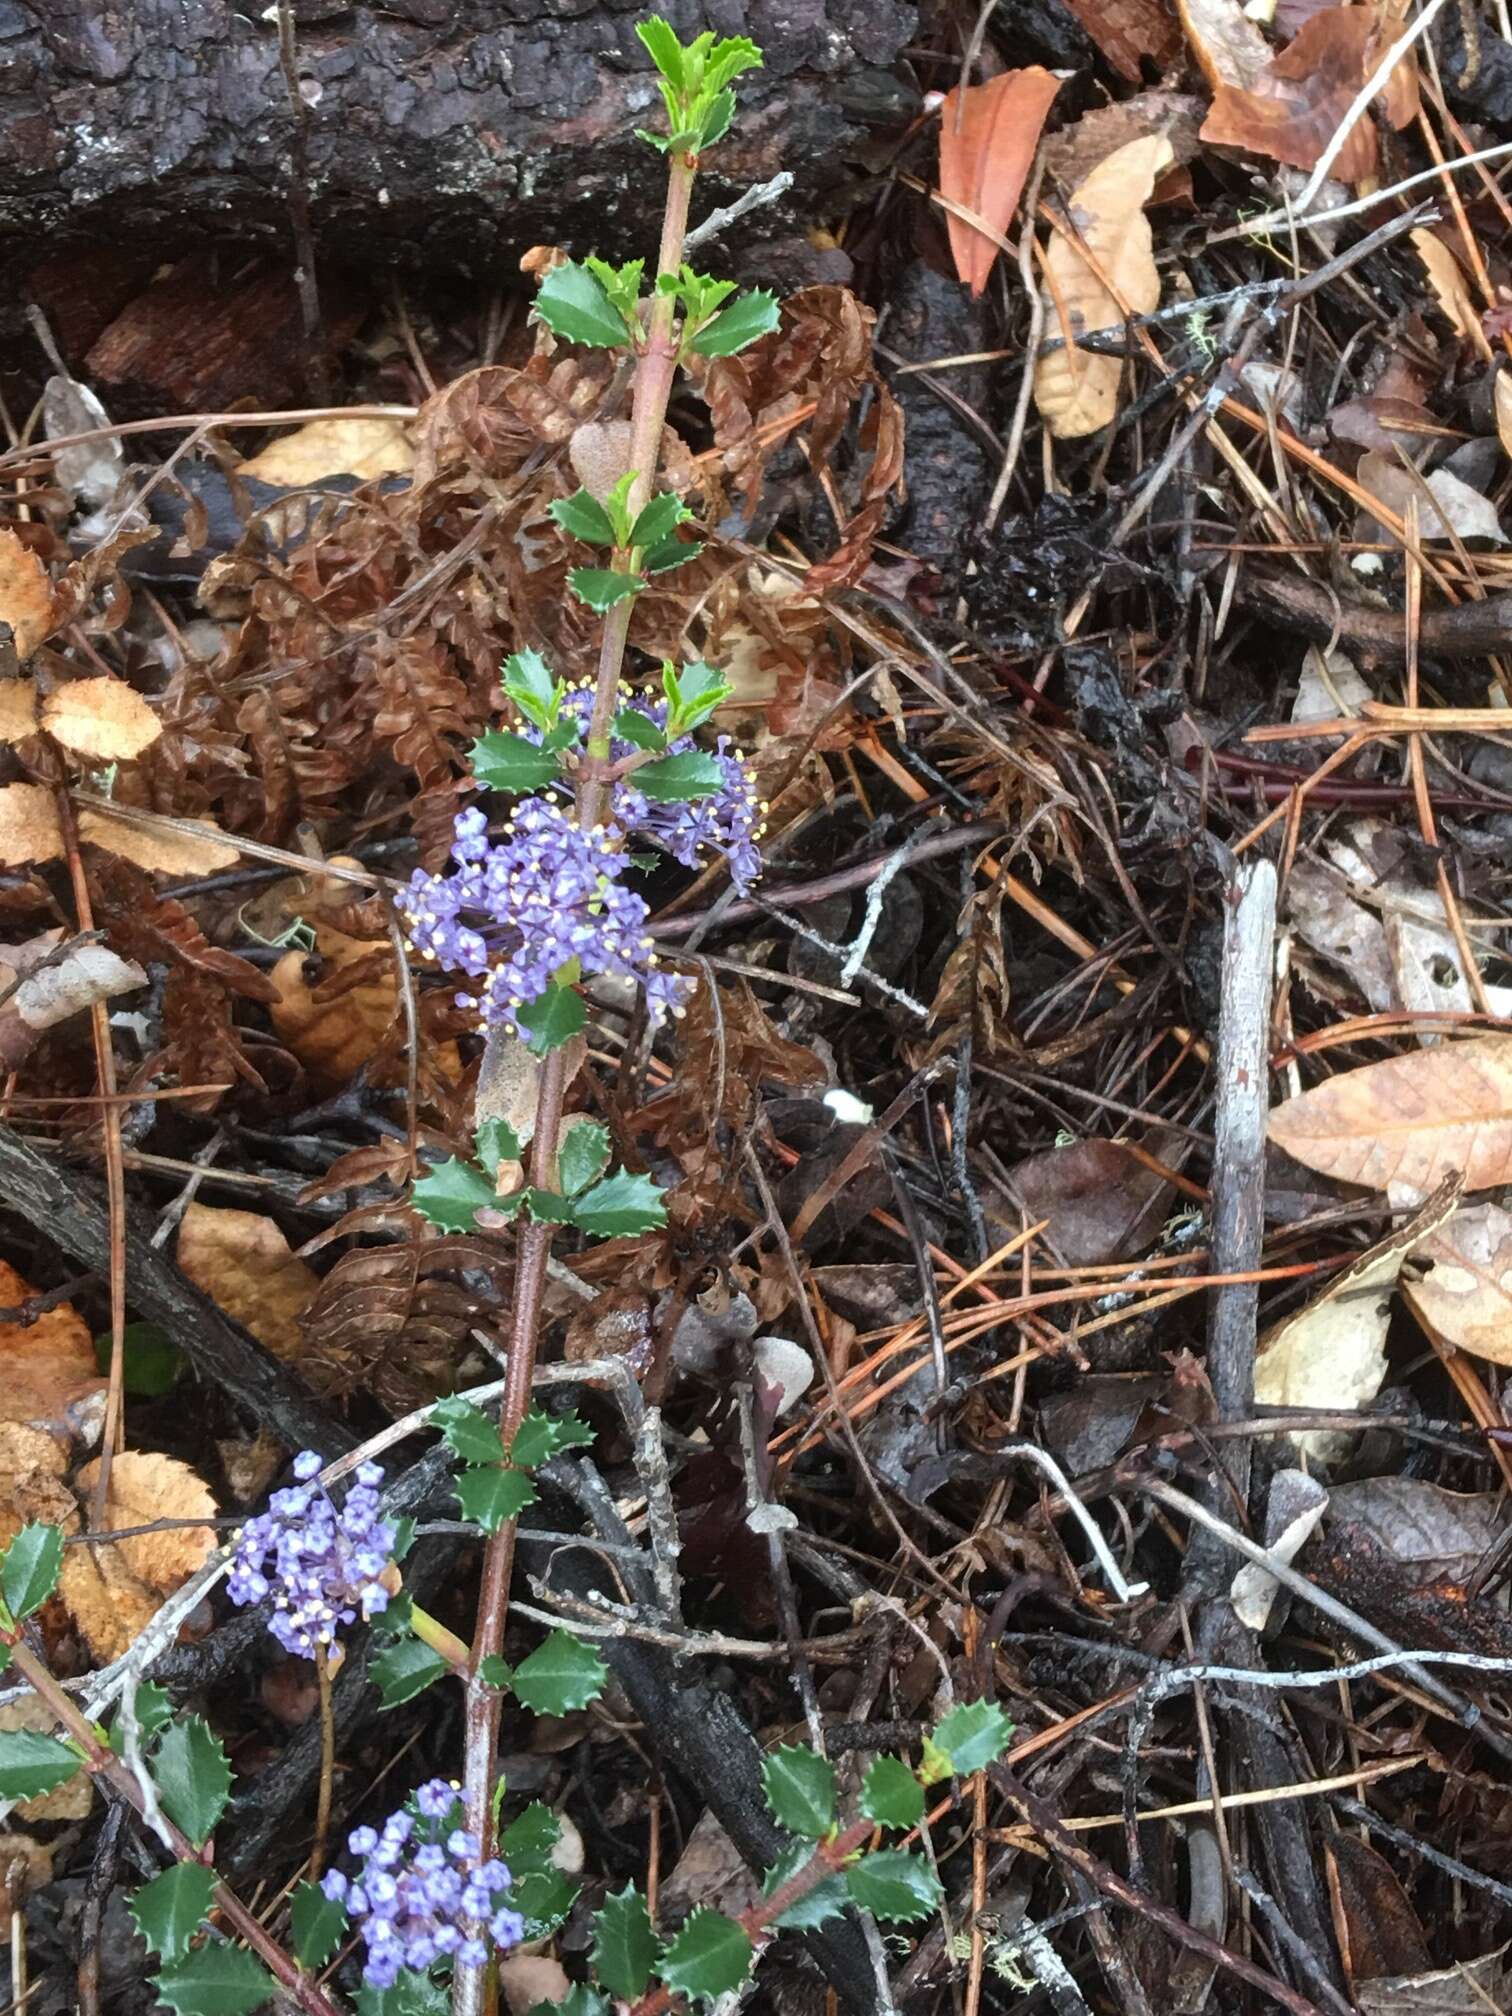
[412,1114,667,1236]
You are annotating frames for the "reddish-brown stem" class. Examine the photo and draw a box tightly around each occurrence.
[5,1636,339,2016]
[626,1817,874,2016]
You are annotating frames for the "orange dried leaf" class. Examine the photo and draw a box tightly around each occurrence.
[1200,8,1381,182]
[76,807,241,875]
[1268,1038,1512,1196]
[1033,133,1172,439]
[938,69,1062,297]
[0,530,55,662]
[1058,0,1183,80]
[1413,228,1484,349]
[0,1260,106,1446]
[40,676,161,761]
[177,1204,319,1361]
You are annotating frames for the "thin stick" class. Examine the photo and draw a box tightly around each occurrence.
[312,1647,335,1880]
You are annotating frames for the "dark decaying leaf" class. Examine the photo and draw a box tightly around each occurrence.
[993,1136,1178,1267]
[1327,1832,1432,1990]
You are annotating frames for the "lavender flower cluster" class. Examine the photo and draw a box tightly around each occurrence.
[399,686,764,1040]
[226,1452,395,1659]
[321,1779,525,1988]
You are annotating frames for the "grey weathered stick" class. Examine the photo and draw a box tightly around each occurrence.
[0,1121,349,1457]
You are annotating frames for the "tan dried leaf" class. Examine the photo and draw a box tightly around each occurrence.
[1413,229,1481,343]
[77,807,241,875]
[1033,134,1172,439]
[177,1204,319,1361]
[0,784,63,868]
[0,1423,77,1560]
[0,684,39,743]
[64,1451,217,1661]
[238,416,415,486]
[1254,1180,1461,1457]
[0,1832,54,1924]
[14,945,146,1033]
[40,676,161,760]
[1177,0,1273,90]
[0,1698,91,1820]
[1405,1200,1512,1363]
[1497,371,1512,459]
[1269,1039,1512,1196]
[0,1261,107,1448]
[0,530,56,662]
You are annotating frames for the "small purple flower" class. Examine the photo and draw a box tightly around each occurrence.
[226,1454,395,1660]
[325,1780,525,1989]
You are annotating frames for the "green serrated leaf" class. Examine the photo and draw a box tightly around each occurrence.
[455,1465,536,1534]
[517,983,586,1055]
[691,290,781,358]
[153,1946,276,2016]
[569,567,644,612]
[353,1975,451,2016]
[630,491,692,550]
[510,1407,594,1469]
[634,751,725,802]
[152,1719,232,1850]
[762,1843,849,1931]
[592,1884,661,1999]
[602,471,638,547]
[371,1638,449,1709]
[0,1729,79,1802]
[479,1654,511,1690]
[513,1866,579,1938]
[536,262,631,348]
[502,648,559,732]
[471,730,562,794]
[612,707,667,752]
[2,1523,62,1621]
[704,34,764,93]
[698,89,735,149]
[433,1396,505,1466]
[95,1320,183,1397]
[931,1700,1013,1776]
[500,1800,561,1871]
[524,1187,577,1225]
[571,1169,668,1239]
[108,1680,173,1756]
[410,1156,495,1234]
[290,1878,347,1971]
[665,660,731,734]
[861,1756,925,1830]
[511,1629,608,1716]
[476,1115,525,1173]
[558,1121,612,1198]
[532,1990,608,2016]
[846,1849,943,1924]
[761,1743,836,1839]
[130,1863,217,1964]
[636,15,685,89]
[658,1908,754,2003]
[549,488,616,545]
[641,536,703,575]
[583,256,646,323]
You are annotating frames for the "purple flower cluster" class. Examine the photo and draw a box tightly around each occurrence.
[400,686,764,1037]
[322,1779,525,1988]
[226,1453,394,1659]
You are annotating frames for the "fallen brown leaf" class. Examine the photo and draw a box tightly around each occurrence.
[177,1204,319,1361]
[1404,1200,1512,1363]
[63,1451,217,1662]
[0,530,56,662]
[1201,8,1392,183]
[938,69,1061,298]
[1177,0,1273,91]
[1033,133,1172,439]
[237,415,415,486]
[76,807,241,875]
[0,685,39,743]
[1413,229,1482,346]
[1057,0,1182,81]
[0,784,63,868]
[1269,1040,1512,1195]
[0,1261,107,1451]
[1356,451,1504,544]
[40,676,161,760]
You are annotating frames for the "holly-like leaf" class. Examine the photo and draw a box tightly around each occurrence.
[591,1885,661,2000]
[568,568,643,613]
[107,1681,173,1756]
[931,1700,1013,1775]
[658,1909,753,2003]
[642,536,703,575]
[152,1719,231,1850]
[761,1744,836,1839]
[511,1629,608,1716]
[637,14,686,89]
[471,731,562,794]
[372,1638,449,1709]
[517,984,586,1056]
[410,1157,494,1234]
[524,1188,578,1226]
[478,1654,511,1690]
[130,1863,217,1963]
[476,1117,525,1171]
[690,289,780,358]
[558,1122,612,1198]
[763,1843,848,1931]
[630,492,691,550]
[290,1878,348,1970]
[846,1849,943,1923]
[583,257,646,326]
[549,488,616,545]
[536,263,631,348]
[502,649,559,732]
[354,1975,451,2016]
[513,1866,578,1938]
[432,1396,505,1466]
[0,1729,79,1801]
[153,1947,276,2016]
[510,1405,594,1469]
[572,1169,668,1238]
[634,751,725,802]
[500,1801,561,1871]
[664,660,731,734]
[532,1990,608,2016]
[1,1522,63,1621]
[861,1756,925,1830]
[455,1465,536,1534]
[612,707,667,752]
